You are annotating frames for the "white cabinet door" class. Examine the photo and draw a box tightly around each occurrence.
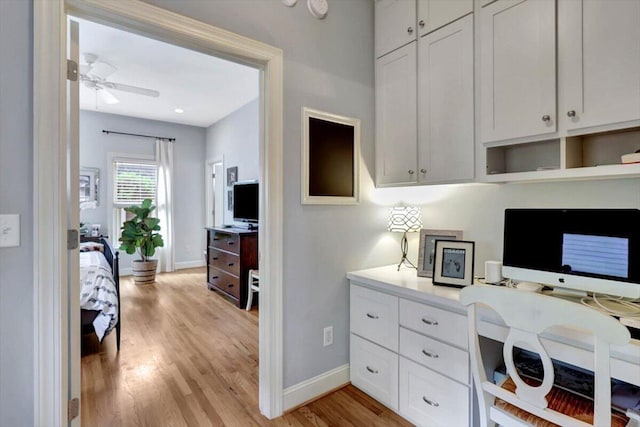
[417,0,473,36]
[480,0,556,143]
[376,42,418,186]
[375,0,417,59]
[350,285,399,352]
[559,0,640,131]
[418,14,474,183]
[350,334,399,411]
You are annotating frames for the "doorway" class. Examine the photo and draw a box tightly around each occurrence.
[33,1,284,424]
[207,160,224,228]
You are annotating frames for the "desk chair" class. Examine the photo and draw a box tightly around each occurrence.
[246,269,259,311]
[460,285,634,427]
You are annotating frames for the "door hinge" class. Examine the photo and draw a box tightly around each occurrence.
[67,59,78,81]
[68,397,79,421]
[67,229,79,250]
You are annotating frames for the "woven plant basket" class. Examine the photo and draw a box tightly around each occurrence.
[132,260,158,285]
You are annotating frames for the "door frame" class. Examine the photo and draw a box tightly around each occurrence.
[205,157,225,228]
[33,0,284,424]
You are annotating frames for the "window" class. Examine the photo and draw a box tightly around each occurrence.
[113,160,157,206]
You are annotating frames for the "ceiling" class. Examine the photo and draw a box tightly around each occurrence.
[77,18,259,128]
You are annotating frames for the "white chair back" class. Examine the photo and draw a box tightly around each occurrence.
[460,285,630,427]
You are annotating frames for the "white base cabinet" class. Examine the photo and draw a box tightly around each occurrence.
[349,282,472,426]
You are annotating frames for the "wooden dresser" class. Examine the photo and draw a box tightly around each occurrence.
[206,227,258,308]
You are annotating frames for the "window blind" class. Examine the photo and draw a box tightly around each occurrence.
[113,161,157,205]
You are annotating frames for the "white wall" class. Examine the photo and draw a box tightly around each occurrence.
[79,110,207,271]
[206,98,259,225]
[0,1,33,425]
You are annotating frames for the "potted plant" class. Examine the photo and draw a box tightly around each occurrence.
[119,198,164,285]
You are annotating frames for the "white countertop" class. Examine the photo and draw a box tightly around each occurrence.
[346,265,466,313]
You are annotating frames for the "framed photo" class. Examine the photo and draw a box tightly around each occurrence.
[79,167,100,207]
[301,107,360,205]
[417,229,463,277]
[227,166,238,186]
[433,240,475,288]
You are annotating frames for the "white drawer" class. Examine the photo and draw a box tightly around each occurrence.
[399,299,468,349]
[399,327,469,384]
[351,285,398,351]
[399,357,470,427]
[350,334,399,411]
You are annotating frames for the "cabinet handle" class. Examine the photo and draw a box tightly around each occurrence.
[542,114,551,122]
[366,313,379,319]
[213,237,220,241]
[227,241,235,245]
[212,257,219,260]
[366,366,379,374]
[212,276,219,279]
[422,396,439,407]
[407,26,413,34]
[228,283,234,288]
[567,110,576,117]
[421,317,438,326]
[408,169,415,175]
[420,168,427,174]
[228,263,234,267]
[418,20,425,28]
[422,349,439,358]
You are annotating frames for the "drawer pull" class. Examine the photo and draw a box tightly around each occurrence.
[366,313,379,319]
[228,263,234,267]
[421,317,438,326]
[227,241,235,245]
[212,276,219,279]
[212,257,219,260]
[422,396,439,407]
[422,349,439,358]
[366,366,379,374]
[228,283,234,288]
[213,237,220,241]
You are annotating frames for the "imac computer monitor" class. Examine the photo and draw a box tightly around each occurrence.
[502,209,640,299]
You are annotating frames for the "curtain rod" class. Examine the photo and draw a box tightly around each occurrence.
[102,130,176,142]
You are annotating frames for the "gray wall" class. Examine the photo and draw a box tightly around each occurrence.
[205,98,260,225]
[79,110,207,271]
[0,1,33,425]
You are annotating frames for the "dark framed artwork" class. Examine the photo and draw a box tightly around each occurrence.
[417,229,463,277]
[227,166,238,186]
[433,240,475,288]
[301,107,360,205]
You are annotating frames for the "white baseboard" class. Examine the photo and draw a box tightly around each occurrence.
[119,267,132,277]
[175,260,205,270]
[283,363,350,411]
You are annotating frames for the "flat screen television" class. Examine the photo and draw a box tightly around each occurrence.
[502,208,640,299]
[233,181,259,224]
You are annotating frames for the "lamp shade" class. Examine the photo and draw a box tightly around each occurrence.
[387,206,422,232]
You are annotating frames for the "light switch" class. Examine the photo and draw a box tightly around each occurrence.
[0,214,20,247]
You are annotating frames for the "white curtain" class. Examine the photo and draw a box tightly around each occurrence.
[156,138,175,273]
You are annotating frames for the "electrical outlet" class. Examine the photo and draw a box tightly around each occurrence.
[323,326,333,347]
[0,214,20,248]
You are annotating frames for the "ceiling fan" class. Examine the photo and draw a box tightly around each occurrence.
[80,53,160,105]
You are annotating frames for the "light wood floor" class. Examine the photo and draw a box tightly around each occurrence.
[81,267,412,427]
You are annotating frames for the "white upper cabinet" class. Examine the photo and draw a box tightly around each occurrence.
[375,42,418,186]
[418,14,474,183]
[559,0,640,132]
[375,0,417,58]
[417,0,473,36]
[480,0,556,143]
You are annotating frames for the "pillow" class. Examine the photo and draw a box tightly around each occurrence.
[79,241,104,252]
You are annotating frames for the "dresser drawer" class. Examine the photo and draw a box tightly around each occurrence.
[399,327,469,384]
[209,231,240,254]
[208,248,240,276]
[399,299,468,349]
[350,285,398,351]
[350,334,398,411]
[208,267,240,299]
[399,357,469,427]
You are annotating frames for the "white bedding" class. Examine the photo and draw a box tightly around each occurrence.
[80,251,119,342]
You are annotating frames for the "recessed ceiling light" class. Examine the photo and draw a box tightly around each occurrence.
[174,108,184,114]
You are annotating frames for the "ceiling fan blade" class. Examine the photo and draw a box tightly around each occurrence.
[98,88,120,105]
[103,82,160,98]
[87,61,117,80]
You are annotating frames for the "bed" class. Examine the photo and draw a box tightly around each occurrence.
[80,236,120,350]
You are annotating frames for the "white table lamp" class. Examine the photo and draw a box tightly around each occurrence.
[388,206,422,271]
